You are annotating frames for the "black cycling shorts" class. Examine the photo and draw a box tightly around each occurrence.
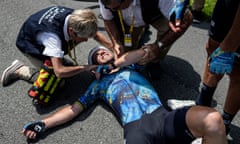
[209,0,239,42]
[123,107,195,144]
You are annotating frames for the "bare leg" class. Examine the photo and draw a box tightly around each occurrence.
[196,38,223,106]
[186,106,227,144]
[224,61,240,116]
[202,38,223,87]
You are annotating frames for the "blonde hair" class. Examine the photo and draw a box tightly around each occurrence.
[68,9,98,38]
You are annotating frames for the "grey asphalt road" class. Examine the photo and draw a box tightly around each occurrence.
[0,0,239,144]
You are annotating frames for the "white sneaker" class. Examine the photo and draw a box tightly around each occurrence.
[191,138,202,144]
[1,60,24,86]
[227,134,233,141]
[167,99,196,110]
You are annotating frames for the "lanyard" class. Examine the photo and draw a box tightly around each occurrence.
[117,10,135,34]
[68,40,78,65]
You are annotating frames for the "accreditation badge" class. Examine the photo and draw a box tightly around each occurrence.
[124,34,132,47]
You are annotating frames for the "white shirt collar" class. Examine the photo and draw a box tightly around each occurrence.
[132,0,137,6]
[63,15,70,41]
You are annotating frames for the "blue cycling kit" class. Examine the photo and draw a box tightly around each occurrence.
[78,67,162,126]
[24,66,195,143]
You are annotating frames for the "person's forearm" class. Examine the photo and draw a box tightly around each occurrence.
[94,32,113,49]
[160,11,192,46]
[43,103,84,129]
[54,65,96,78]
[104,20,121,47]
[51,57,96,78]
[220,4,240,52]
[114,49,145,67]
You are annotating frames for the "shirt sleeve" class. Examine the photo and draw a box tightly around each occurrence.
[78,80,100,109]
[99,0,114,20]
[158,0,175,20]
[37,32,64,58]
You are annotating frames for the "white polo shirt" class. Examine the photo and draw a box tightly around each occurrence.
[99,0,175,26]
[36,15,71,58]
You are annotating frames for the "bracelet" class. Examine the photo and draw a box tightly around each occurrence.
[110,62,117,69]
[157,42,164,50]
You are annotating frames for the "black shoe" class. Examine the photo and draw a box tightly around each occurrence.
[191,10,205,24]
[225,124,231,135]
[146,62,161,80]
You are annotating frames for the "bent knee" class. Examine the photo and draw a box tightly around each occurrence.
[186,107,225,137]
[203,111,225,135]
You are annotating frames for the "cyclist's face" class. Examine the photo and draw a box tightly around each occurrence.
[93,49,114,65]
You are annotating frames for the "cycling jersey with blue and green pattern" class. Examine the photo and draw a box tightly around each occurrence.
[78,67,162,126]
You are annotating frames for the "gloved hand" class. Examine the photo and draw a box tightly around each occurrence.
[23,120,46,139]
[95,65,111,80]
[209,47,236,74]
[170,0,189,25]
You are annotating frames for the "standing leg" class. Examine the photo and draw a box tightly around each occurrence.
[222,60,240,133]
[196,38,223,106]
[191,0,205,23]
[192,0,205,12]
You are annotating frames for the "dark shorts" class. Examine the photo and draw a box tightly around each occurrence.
[209,0,239,42]
[123,107,195,144]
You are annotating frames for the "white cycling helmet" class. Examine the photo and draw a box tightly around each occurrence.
[88,46,112,65]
